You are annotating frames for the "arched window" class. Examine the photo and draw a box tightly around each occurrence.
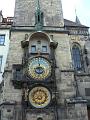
[72,44,82,71]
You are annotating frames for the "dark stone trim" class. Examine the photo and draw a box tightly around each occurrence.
[12,25,64,28]
[64,25,89,28]
[65,97,87,104]
[11,26,69,33]
[25,107,55,111]
[68,33,89,36]
[0,102,16,106]
[44,30,69,34]
[61,69,74,72]
[0,27,11,29]
[29,52,50,56]
[3,69,12,72]
[75,72,90,76]
[12,64,23,69]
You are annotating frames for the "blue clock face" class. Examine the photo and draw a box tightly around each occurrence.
[35,67,44,74]
[28,57,51,80]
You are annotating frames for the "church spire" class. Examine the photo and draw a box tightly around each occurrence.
[75,15,81,25]
[75,9,81,25]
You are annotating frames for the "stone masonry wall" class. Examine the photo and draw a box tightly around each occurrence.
[14,0,64,27]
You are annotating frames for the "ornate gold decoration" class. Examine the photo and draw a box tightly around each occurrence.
[29,87,51,108]
[27,57,51,80]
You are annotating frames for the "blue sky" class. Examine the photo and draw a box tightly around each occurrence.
[0,0,90,27]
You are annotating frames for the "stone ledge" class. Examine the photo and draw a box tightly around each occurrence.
[75,72,90,76]
[11,26,69,33]
[0,101,16,106]
[65,97,87,104]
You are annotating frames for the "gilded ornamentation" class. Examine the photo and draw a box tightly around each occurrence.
[29,87,51,108]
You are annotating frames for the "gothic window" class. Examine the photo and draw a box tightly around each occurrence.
[72,44,82,71]
[0,35,5,45]
[13,65,22,80]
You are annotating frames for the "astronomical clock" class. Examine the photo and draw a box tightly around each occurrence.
[20,33,57,111]
[26,57,51,80]
[24,57,52,108]
[21,55,54,109]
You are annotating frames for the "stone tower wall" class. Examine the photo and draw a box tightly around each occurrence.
[13,0,64,27]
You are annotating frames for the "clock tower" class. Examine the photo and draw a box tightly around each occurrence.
[1,0,88,120]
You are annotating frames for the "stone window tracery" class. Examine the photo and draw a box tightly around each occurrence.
[72,44,83,71]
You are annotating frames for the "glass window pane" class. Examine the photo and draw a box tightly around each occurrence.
[0,35,5,45]
[42,46,47,52]
[31,45,36,52]
[72,46,82,70]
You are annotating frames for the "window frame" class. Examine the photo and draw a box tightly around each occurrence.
[31,45,36,53]
[0,35,5,45]
[42,45,47,53]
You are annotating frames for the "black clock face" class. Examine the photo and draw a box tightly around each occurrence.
[27,57,51,80]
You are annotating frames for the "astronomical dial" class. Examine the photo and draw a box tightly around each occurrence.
[28,57,51,80]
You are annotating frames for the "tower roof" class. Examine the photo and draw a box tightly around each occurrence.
[64,19,89,28]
